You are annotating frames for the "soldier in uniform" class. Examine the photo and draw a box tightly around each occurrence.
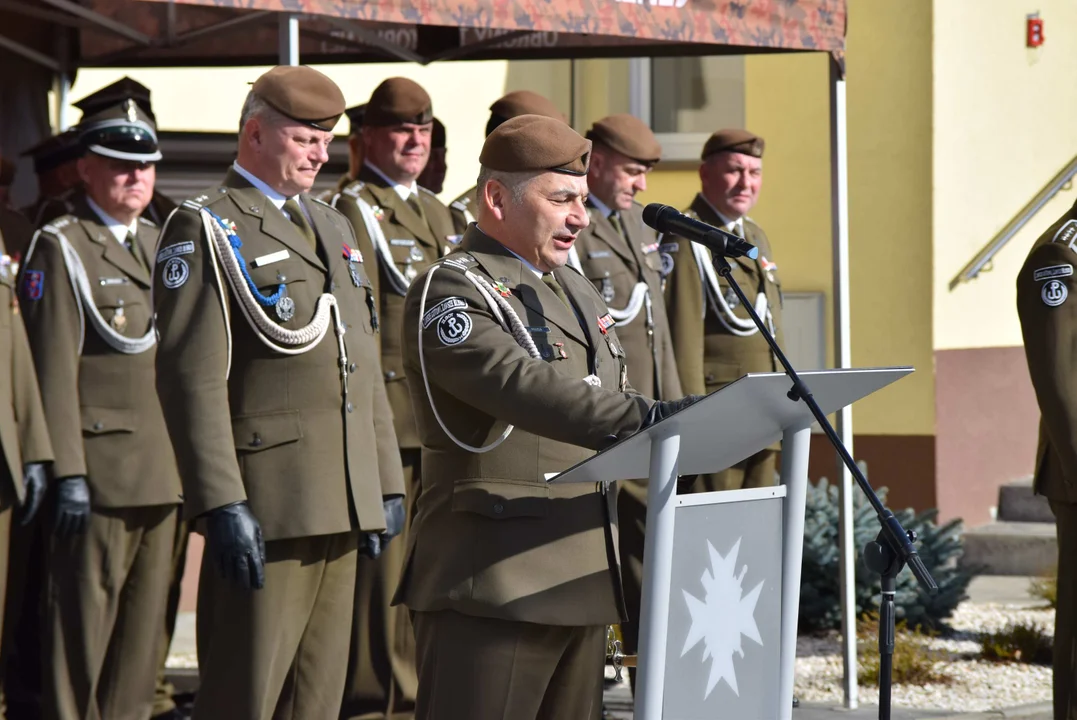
[448,90,564,234]
[0,203,33,267]
[330,77,454,720]
[395,114,698,720]
[416,118,446,195]
[152,65,405,720]
[316,104,366,204]
[19,130,83,229]
[663,129,783,492]
[0,227,54,719]
[569,113,683,690]
[19,92,184,720]
[1016,198,1077,720]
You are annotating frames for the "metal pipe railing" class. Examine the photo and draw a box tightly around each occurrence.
[950,155,1077,290]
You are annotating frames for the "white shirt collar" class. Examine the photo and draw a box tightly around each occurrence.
[587,194,614,219]
[700,194,744,235]
[85,195,138,245]
[232,162,288,209]
[365,161,418,202]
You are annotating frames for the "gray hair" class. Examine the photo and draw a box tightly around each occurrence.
[474,166,539,205]
[238,91,289,136]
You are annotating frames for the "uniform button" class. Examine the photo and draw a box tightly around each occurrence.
[277,273,286,282]
[117,298,125,306]
[493,503,504,514]
[250,433,263,447]
[93,421,103,431]
[347,402,354,413]
[385,370,396,380]
[349,363,356,373]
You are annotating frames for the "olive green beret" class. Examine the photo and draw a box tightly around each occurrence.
[489,91,564,123]
[251,66,346,132]
[480,114,590,176]
[587,114,661,165]
[701,129,765,160]
[364,77,433,127]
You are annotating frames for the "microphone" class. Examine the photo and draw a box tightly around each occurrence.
[642,203,758,260]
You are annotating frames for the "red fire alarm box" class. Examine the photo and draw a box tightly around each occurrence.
[1027,15,1045,47]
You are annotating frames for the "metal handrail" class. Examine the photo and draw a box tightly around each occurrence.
[949,154,1077,290]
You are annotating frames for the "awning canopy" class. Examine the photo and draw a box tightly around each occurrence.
[0,0,844,70]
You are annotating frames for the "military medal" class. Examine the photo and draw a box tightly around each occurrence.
[601,278,615,303]
[342,244,364,287]
[597,313,616,335]
[494,281,511,297]
[405,264,418,282]
[372,206,386,222]
[275,296,296,321]
[724,287,740,308]
[761,256,778,283]
[111,307,128,333]
[409,246,425,263]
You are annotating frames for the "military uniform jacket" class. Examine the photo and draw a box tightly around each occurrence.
[331,163,457,450]
[572,200,682,401]
[20,193,181,508]
[449,185,478,236]
[1017,198,1077,504]
[394,227,651,627]
[0,231,53,507]
[663,193,785,397]
[153,169,405,541]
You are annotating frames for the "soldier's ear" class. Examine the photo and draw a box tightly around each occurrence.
[484,179,510,221]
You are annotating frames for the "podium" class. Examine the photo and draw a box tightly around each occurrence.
[549,367,913,720]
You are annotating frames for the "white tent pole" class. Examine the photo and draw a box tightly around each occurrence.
[829,56,858,710]
[279,12,299,66]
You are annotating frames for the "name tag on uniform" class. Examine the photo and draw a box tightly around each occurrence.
[252,250,290,267]
[391,238,415,247]
[99,277,129,286]
[588,250,612,259]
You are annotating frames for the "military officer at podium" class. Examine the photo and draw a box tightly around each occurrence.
[19,91,183,720]
[663,129,784,492]
[331,76,455,720]
[395,114,698,720]
[152,65,405,720]
[1016,197,1077,720]
[448,90,565,235]
[569,113,682,690]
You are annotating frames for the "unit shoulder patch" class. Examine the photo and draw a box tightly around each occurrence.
[422,296,469,329]
[1052,219,1077,250]
[436,310,472,345]
[156,241,196,263]
[1033,264,1074,282]
[138,216,157,227]
[161,257,190,289]
[1042,279,1068,307]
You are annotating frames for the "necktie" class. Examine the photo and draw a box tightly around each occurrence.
[125,231,148,272]
[407,193,428,226]
[284,198,317,251]
[541,272,572,311]
[608,211,627,240]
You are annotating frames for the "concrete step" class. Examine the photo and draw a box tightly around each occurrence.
[997,477,1053,524]
[960,521,1056,576]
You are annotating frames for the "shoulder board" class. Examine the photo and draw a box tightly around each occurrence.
[561,262,586,277]
[439,253,478,273]
[450,200,469,213]
[418,186,437,198]
[138,216,156,227]
[342,180,366,199]
[41,217,73,235]
[1052,219,1077,248]
[311,197,333,209]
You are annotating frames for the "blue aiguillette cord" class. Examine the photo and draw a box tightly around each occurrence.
[204,208,285,307]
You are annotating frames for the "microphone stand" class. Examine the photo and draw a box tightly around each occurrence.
[712,255,937,720]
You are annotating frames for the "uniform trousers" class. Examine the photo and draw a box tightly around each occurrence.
[1,511,43,720]
[1051,500,1077,720]
[43,504,177,720]
[341,451,419,720]
[193,530,358,720]
[412,609,605,720]
[151,520,190,717]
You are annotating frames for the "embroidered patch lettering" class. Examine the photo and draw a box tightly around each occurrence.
[422,297,468,328]
[22,270,44,301]
[390,238,415,247]
[588,250,613,259]
[436,311,472,345]
[156,241,196,263]
[1042,279,1068,307]
[1053,220,1077,250]
[1034,265,1074,282]
[162,258,190,289]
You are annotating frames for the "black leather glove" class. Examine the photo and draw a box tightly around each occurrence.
[204,501,266,591]
[360,495,406,560]
[20,463,47,526]
[641,394,707,429]
[53,476,90,538]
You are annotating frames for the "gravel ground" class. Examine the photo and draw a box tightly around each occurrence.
[794,601,1055,712]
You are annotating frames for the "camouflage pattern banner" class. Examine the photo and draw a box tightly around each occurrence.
[79,0,845,66]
